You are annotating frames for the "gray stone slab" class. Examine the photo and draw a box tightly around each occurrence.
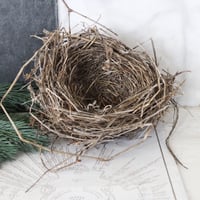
[0,0,57,82]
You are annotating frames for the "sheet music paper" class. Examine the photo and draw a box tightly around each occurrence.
[0,111,188,200]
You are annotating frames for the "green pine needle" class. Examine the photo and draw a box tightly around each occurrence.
[0,83,50,164]
[0,83,31,113]
[0,139,18,163]
[0,115,50,164]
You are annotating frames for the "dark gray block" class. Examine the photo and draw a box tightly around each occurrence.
[0,0,57,82]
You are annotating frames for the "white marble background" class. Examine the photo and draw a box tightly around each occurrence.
[58,0,200,106]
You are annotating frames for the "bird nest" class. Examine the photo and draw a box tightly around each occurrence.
[24,27,179,150]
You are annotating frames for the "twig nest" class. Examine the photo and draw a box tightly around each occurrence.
[27,28,178,146]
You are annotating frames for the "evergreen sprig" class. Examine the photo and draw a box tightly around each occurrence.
[0,83,49,164]
[0,114,49,164]
[0,83,30,113]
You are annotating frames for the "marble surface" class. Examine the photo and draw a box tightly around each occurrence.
[1,107,199,199]
[0,107,189,200]
[58,0,200,106]
[170,107,200,200]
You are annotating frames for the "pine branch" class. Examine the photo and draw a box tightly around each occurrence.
[0,83,30,113]
[0,113,49,164]
[0,83,49,164]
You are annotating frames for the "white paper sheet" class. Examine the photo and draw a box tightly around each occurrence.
[0,110,188,200]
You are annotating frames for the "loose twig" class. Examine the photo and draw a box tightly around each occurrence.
[61,0,117,36]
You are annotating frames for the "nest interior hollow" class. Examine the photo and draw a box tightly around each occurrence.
[27,27,178,146]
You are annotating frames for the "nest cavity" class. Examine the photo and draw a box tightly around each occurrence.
[26,28,178,146]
